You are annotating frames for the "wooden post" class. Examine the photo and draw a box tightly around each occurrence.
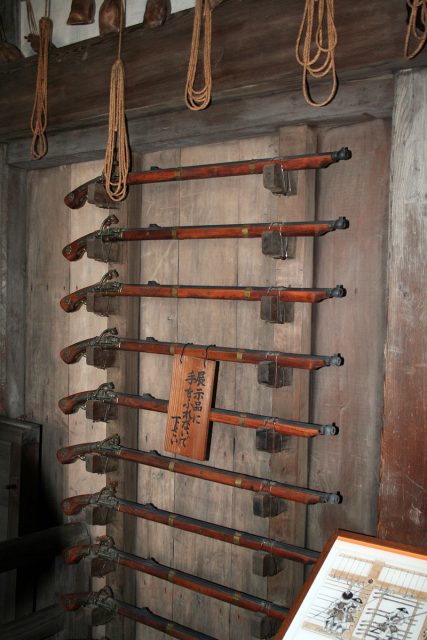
[378,68,427,545]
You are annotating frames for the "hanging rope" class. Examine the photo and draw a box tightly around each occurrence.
[185,0,213,111]
[103,1,130,202]
[26,0,38,36]
[30,2,52,160]
[296,0,338,107]
[404,0,427,59]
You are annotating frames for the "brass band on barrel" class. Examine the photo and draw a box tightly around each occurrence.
[167,570,176,582]
[235,477,243,487]
[236,351,243,360]
[244,288,251,300]
[168,515,176,527]
[239,414,246,426]
[169,345,175,355]
[171,288,178,298]
[241,227,249,236]
[169,461,176,472]
[233,532,242,545]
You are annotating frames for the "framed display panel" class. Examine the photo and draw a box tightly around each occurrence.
[276,529,427,639]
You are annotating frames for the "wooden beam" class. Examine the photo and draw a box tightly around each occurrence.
[378,68,427,546]
[0,523,89,573]
[6,76,394,170]
[0,604,65,640]
[0,0,425,143]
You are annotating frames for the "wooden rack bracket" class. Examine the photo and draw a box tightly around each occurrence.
[255,429,289,453]
[257,362,293,388]
[253,493,288,518]
[252,552,284,577]
[262,232,297,260]
[86,346,117,369]
[260,298,294,324]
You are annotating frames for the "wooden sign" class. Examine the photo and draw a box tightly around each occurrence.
[164,355,215,460]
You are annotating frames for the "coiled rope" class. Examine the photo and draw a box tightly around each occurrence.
[103,0,130,202]
[185,0,213,111]
[30,1,52,159]
[296,0,338,107]
[404,0,427,59]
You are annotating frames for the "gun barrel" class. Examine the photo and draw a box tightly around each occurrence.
[57,441,339,505]
[60,333,342,370]
[57,388,337,438]
[64,541,288,621]
[60,492,319,564]
[64,149,351,210]
[119,284,345,303]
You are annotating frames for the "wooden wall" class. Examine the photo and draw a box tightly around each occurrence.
[3,116,397,639]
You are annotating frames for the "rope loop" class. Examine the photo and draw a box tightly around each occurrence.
[296,0,338,107]
[30,14,52,159]
[405,0,427,59]
[103,1,130,203]
[185,0,213,110]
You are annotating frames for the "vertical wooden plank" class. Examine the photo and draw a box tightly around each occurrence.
[105,154,142,640]
[378,69,427,546]
[268,126,316,608]
[173,140,240,639]
[6,166,27,418]
[25,165,71,531]
[308,120,390,550]
[136,148,180,640]
[230,135,277,639]
[0,145,8,414]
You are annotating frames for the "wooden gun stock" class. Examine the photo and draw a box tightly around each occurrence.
[60,591,92,611]
[64,178,99,210]
[60,338,94,364]
[57,442,99,463]
[63,543,94,565]
[64,149,351,210]
[61,494,94,516]
[58,390,93,415]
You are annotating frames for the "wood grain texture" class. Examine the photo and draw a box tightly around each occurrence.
[378,69,427,546]
[165,355,216,460]
[67,160,108,640]
[230,135,278,638]
[136,148,180,640]
[172,140,239,639]
[6,76,394,171]
[0,0,424,143]
[308,120,391,550]
[105,153,142,640]
[268,126,316,609]
[0,146,7,413]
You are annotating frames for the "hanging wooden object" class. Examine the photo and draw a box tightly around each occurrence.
[30,3,53,160]
[99,0,121,35]
[404,0,427,59]
[143,0,171,29]
[67,0,96,26]
[103,1,130,201]
[295,0,338,107]
[185,0,213,110]
[165,355,216,460]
